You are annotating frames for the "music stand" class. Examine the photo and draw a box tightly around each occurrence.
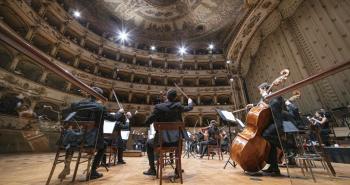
[216,109,243,169]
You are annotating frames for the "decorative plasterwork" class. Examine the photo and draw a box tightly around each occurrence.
[226,0,303,76]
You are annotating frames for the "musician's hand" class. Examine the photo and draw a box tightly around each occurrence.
[188,98,193,104]
[118,108,125,113]
[246,104,254,109]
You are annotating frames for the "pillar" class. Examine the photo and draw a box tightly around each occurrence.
[194,60,198,70]
[73,55,80,67]
[213,94,217,105]
[164,59,168,68]
[80,35,86,47]
[9,54,20,71]
[148,57,152,67]
[146,94,150,104]
[50,42,60,57]
[164,76,168,86]
[65,82,72,92]
[196,78,199,86]
[93,64,99,74]
[39,71,48,83]
[130,73,135,83]
[197,95,201,105]
[128,92,133,103]
[116,51,120,61]
[132,55,136,65]
[25,27,36,42]
[148,75,151,84]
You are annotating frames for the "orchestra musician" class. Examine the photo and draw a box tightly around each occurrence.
[307,110,331,146]
[58,87,109,180]
[142,89,193,176]
[198,120,220,158]
[246,82,285,176]
[112,109,132,164]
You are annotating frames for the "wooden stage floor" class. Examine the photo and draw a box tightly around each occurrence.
[0,153,349,185]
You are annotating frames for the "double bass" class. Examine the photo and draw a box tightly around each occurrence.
[230,69,289,172]
[231,60,350,173]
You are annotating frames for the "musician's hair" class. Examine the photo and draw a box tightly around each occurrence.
[258,82,270,90]
[166,89,177,101]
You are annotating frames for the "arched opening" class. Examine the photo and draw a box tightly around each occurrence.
[183,78,196,86]
[78,60,94,73]
[113,91,129,103]
[45,73,67,91]
[56,49,75,66]
[215,77,229,86]
[0,7,28,38]
[218,95,231,105]
[0,46,13,70]
[201,95,214,105]
[131,93,147,104]
[31,34,52,54]
[184,115,199,127]
[98,66,113,79]
[199,78,211,86]
[15,60,43,82]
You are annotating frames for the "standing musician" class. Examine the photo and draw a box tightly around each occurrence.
[113,109,132,164]
[198,120,220,158]
[143,89,193,176]
[246,82,285,176]
[307,110,330,146]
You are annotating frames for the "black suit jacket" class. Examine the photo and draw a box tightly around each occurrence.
[145,101,193,144]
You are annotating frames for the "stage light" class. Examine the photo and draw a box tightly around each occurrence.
[208,44,214,50]
[118,31,129,42]
[150,45,156,51]
[178,46,187,55]
[226,60,231,64]
[73,11,81,18]
[230,78,234,83]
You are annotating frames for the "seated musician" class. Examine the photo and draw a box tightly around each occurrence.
[58,87,109,180]
[199,120,220,158]
[220,130,229,153]
[142,89,193,176]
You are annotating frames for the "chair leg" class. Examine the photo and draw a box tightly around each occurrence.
[72,151,82,182]
[207,147,210,160]
[299,159,305,176]
[306,160,316,182]
[159,153,163,185]
[46,150,61,185]
[85,153,93,181]
[178,152,183,184]
[156,159,160,179]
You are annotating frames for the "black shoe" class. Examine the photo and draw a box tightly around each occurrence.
[143,168,156,176]
[117,160,126,165]
[263,169,281,177]
[90,171,103,180]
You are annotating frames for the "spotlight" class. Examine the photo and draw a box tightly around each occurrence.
[73,11,81,18]
[150,45,156,51]
[230,78,234,83]
[118,31,129,42]
[178,46,187,55]
[208,44,214,50]
[226,60,231,64]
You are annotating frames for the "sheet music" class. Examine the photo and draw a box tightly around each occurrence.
[121,131,130,140]
[148,123,156,139]
[221,110,245,128]
[103,120,116,134]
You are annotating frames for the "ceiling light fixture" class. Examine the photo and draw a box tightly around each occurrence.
[226,60,231,64]
[73,11,81,18]
[118,30,129,43]
[208,44,214,50]
[150,45,156,51]
[178,46,187,55]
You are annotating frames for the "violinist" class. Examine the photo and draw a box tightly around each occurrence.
[307,110,330,146]
[198,120,220,158]
[113,109,132,164]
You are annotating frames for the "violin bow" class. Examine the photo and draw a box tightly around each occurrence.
[112,89,124,110]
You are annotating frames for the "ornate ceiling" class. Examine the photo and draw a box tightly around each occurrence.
[66,0,247,49]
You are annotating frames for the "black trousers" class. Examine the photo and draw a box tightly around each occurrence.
[146,138,177,169]
[199,140,216,156]
[91,148,105,171]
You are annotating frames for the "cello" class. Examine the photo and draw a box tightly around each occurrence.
[230,69,289,172]
[230,60,350,173]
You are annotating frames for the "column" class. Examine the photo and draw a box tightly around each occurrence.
[39,71,48,83]
[98,46,103,55]
[148,57,152,67]
[196,78,199,86]
[194,60,198,70]
[238,76,247,105]
[146,94,150,104]
[9,54,20,71]
[80,35,86,47]
[164,59,168,68]
[29,100,37,111]
[73,55,80,67]
[164,76,168,86]
[181,96,184,104]
[216,115,220,126]
[197,95,201,105]
[180,77,183,86]
[109,90,114,100]
[212,76,216,86]
[25,26,37,42]
[199,115,203,126]
[50,42,60,57]
[113,68,118,79]
[130,73,135,83]
[179,60,183,69]
[65,82,72,92]
[93,64,99,74]
[209,60,213,70]
[147,75,151,84]
[213,94,217,105]
[132,55,137,64]
[128,92,133,103]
